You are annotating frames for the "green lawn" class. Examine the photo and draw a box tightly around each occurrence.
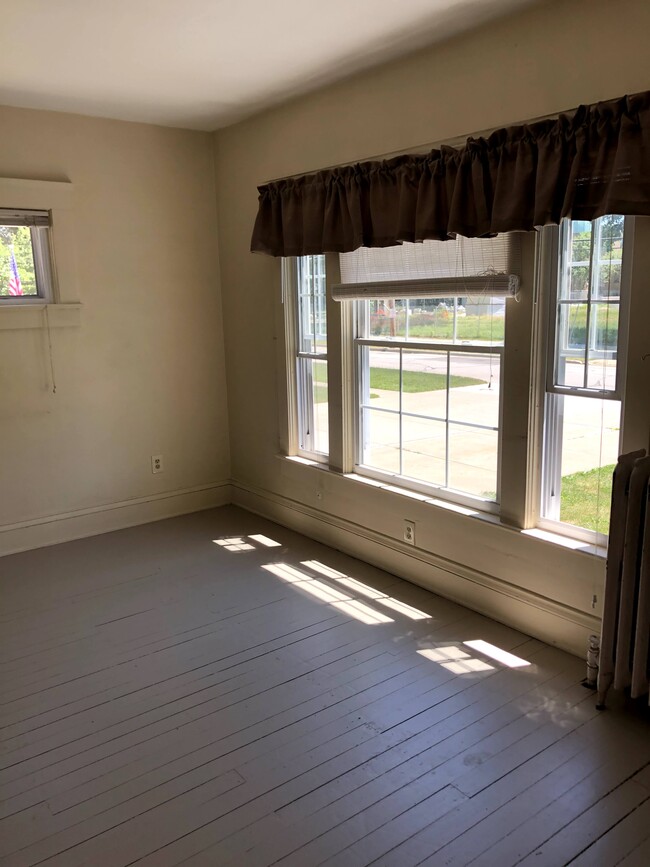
[371,315,505,343]
[313,366,483,402]
[407,318,505,343]
[369,368,483,392]
[313,384,329,404]
[560,463,614,534]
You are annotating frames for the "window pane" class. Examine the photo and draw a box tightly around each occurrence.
[362,409,400,474]
[586,303,619,390]
[298,292,313,353]
[0,227,38,297]
[544,216,626,537]
[547,394,620,535]
[569,266,590,299]
[595,214,624,301]
[402,416,446,487]
[558,300,588,350]
[297,358,328,455]
[455,295,505,345]
[363,348,401,413]
[368,300,393,338]
[364,295,505,346]
[448,353,500,428]
[297,255,327,354]
[401,350,448,418]
[554,216,624,394]
[448,424,499,500]
[563,220,592,301]
[594,261,622,300]
[571,236,591,264]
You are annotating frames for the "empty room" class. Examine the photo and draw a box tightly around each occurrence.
[1,0,650,864]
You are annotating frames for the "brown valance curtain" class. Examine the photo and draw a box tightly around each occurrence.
[251,90,650,257]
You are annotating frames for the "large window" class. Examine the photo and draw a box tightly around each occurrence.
[0,209,53,302]
[540,216,629,541]
[355,294,505,505]
[336,234,519,508]
[281,218,648,549]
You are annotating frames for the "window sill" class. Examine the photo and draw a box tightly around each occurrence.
[279,455,607,560]
[522,527,606,559]
[0,303,82,331]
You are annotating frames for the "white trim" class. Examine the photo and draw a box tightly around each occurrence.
[231,475,600,658]
[0,176,80,307]
[0,178,73,211]
[0,481,231,557]
[0,302,81,330]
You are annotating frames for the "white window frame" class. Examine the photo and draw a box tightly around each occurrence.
[0,178,80,332]
[537,216,634,545]
[0,209,55,305]
[282,255,329,463]
[279,221,650,551]
[352,298,505,513]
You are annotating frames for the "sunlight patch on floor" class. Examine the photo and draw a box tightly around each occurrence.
[213,537,255,552]
[261,562,394,624]
[213,533,283,551]
[301,560,431,620]
[418,646,495,674]
[463,639,531,668]
[248,534,282,547]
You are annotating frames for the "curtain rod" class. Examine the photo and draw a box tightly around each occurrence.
[264,108,569,185]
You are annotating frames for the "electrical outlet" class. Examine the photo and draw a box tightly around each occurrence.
[151,454,164,474]
[403,520,415,546]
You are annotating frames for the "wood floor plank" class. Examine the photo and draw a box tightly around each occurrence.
[517,779,650,867]
[419,730,650,866]
[126,655,593,864]
[1,506,650,867]
[568,797,650,866]
[617,835,650,867]
[454,748,650,867]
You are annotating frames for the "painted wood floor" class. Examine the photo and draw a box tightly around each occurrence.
[1,507,649,866]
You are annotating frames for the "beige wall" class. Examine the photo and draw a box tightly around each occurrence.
[213,0,650,654]
[0,106,230,550]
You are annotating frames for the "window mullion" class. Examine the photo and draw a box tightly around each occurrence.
[399,348,404,477]
[620,217,650,456]
[445,351,450,490]
[582,223,596,388]
[324,251,345,471]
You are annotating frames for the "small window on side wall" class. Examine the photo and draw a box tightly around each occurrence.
[0,209,54,303]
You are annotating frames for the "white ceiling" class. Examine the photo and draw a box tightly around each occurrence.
[0,0,542,131]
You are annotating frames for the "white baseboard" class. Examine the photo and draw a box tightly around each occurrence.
[0,482,232,557]
[232,479,597,658]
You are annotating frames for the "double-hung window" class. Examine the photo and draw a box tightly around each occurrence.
[285,255,329,460]
[540,215,631,541]
[0,209,54,303]
[282,217,648,548]
[336,236,520,508]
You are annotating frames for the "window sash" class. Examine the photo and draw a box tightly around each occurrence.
[0,209,50,227]
[285,256,329,462]
[539,216,632,542]
[354,337,503,507]
[0,225,54,303]
[545,218,630,399]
